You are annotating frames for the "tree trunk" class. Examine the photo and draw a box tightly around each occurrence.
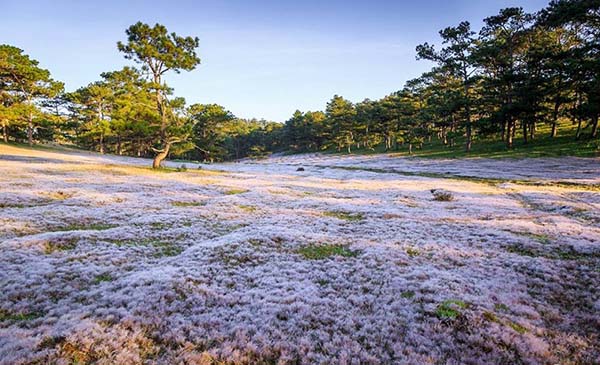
[591,114,598,139]
[1,119,7,143]
[99,133,105,154]
[551,99,560,138]
[464,92,472,152]
[152,142,171,169]
[575,93,583,140]
[506,121,513,148]
[116,135,122,155]
[153,75,167,142]
[465,123,472,152]
[522,121,528,144]
[511,120,516,140]
[408,143,413,155]
[27,113,33,146]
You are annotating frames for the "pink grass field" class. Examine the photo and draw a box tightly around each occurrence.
[0,144,599,365]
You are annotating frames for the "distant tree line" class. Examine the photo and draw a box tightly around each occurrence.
[0,0,598,166]
[280,1,599,154]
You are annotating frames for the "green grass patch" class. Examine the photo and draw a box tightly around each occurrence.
[109,237,185,257]
[506,245,539,258]
[150,222,172,229]
[494,303,510,312]
[506,244,599,260]
[483,311,499,322]
[0,202,27,208]
[0,309,44,322]
[172,201,205,207]
[44,238,78,254]
[93,273,113,284]
[54,223,117,232]
[507,230,552,244]
[152,241,184,257]
[508,321,528,334]
[436,299,467,319]
[297,244,360,260]
[224,189,249,195]
[406,247,421,258]
[323,211,364,221]
[401,290,416,299]
[237,204,257,212]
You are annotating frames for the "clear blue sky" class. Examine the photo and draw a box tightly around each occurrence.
[1,0,549,122]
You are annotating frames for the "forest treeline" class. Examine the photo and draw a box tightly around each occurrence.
[0,0,598,166]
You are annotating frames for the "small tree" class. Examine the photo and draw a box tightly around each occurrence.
[189,103,235,162]
[117,22,200,168]
[69,82,113,153]
[325,95,356,153]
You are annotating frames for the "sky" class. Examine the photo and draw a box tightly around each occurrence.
[1,0,550,122]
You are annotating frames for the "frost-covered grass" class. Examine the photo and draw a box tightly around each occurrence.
[0,144,599,365]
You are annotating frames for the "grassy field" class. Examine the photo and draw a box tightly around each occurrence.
[0,144,598,364]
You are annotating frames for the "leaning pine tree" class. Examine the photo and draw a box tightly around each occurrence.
[117,22,200,168]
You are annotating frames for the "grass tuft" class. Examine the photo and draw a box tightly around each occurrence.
[0,309,44,322]
[55,223,116,232]
[93,273,113,284]
[401,290,416,299]
[44,238,78,254]
[406,247,421,258]
[237,204,257,212]
[436,299,467,319]
[431,189,454,202]
[172,201,205,207]
[508,321,528,334]
[224,189,249,195]
[297,244,359,260]
[323,211,364,221]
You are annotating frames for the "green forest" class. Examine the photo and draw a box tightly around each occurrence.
[1,0,599,166]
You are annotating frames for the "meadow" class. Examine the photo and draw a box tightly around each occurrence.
[0,143,598,364]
